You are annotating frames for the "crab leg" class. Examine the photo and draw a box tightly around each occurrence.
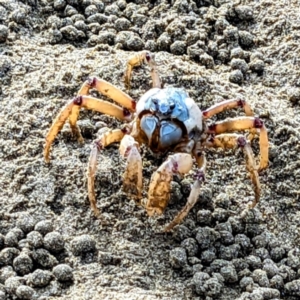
[125,50,161,89]
[192,141,206,167]
[203,99,254,118]
[205,133,260,208]
[88,129,125,215]
[69,77,136,142]
[119,135,143,200]
[207,116,269,171]
[78,77,136,110]
[164,154,207,232]
[146,153,193,217]
[203,99,257,140]
[69,77,136,143]
[44,96,132,163]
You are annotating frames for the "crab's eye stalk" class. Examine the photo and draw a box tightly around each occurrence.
[149,98,158,113]
[155,100,176,116]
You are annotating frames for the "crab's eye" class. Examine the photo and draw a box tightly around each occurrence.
[150,98,158,112]
[170,103,175,110]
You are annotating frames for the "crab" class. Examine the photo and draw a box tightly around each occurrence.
[44,51,269,232]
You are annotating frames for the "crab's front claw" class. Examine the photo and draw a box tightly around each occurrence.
[146,153,193,216]
[120,135,143,200]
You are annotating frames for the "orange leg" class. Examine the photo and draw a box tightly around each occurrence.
[203,99,256,140]
[44,96,133,162]
[164,154,207,232]
[69,77,136,141]
[124,50,161,89]
[78,77,136,110]
[88,129,125,215]
[203,99,254,119]
[207,116,269,171]
[204,133,261,208]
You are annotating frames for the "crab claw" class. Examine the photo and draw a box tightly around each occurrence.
[120,135,143,199]
[146,153,193,216]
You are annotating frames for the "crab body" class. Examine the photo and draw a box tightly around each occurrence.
[44,51,269,232]
[133,87,203,154]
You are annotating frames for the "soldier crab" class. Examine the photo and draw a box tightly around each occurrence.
[44,51,268,231]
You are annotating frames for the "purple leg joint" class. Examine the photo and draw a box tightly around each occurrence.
[237,136,247,147]
[254,117,264,129]
[194,169,205,182]
[87,77,97,88]
[237,99,246,107]
[94,140,103,151]
[73,96,83,106]
[172,161,179,173]
[208,124,217,132]
[145,52,151,62]
[123,108,131,117]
